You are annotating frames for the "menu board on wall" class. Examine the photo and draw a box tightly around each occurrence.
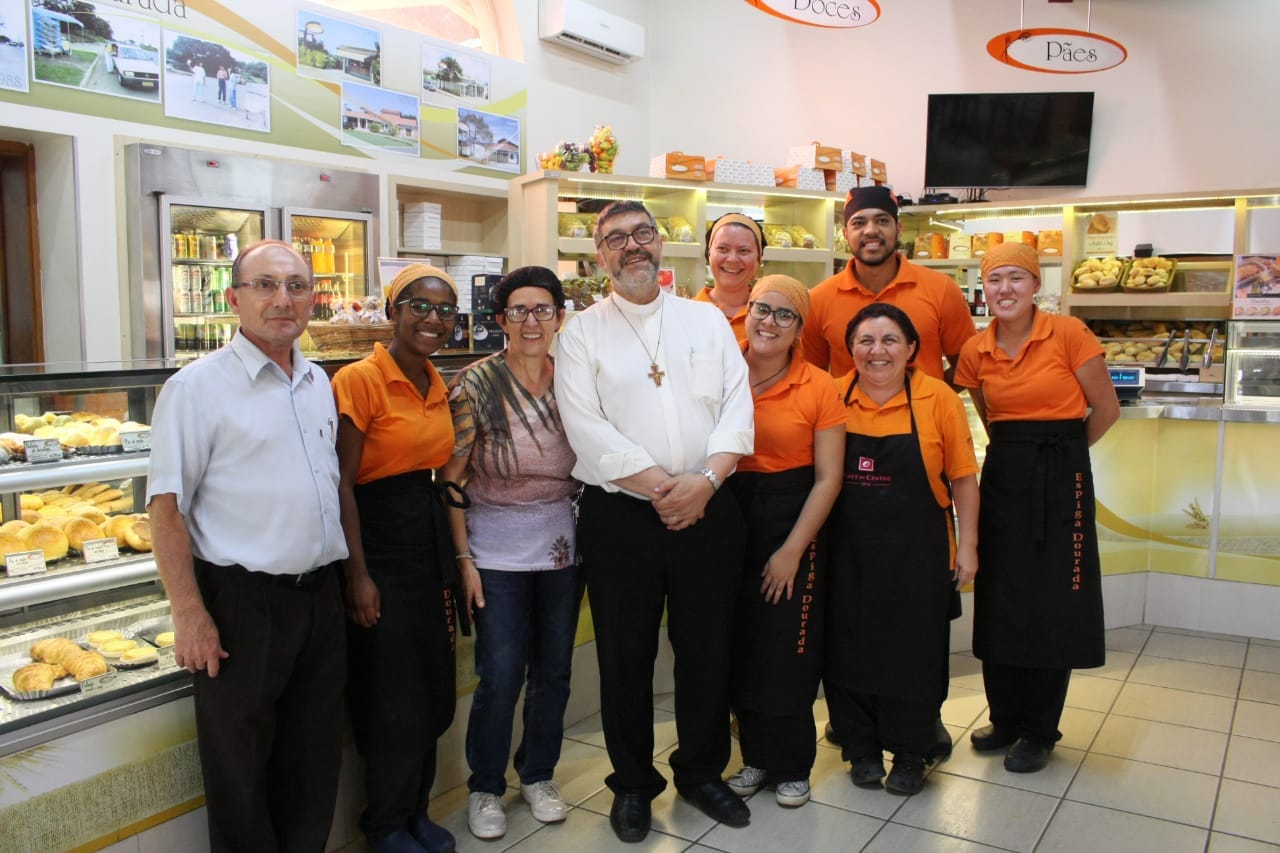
[1233,255,1280,319]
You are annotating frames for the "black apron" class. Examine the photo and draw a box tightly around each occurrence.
[728,466,826,716]
[973,419,1105,669]
[826,377,953,706]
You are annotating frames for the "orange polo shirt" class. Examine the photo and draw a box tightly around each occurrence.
[838,369,979,510]
[694,286,748,342]
[801,254,976,380]
[332,342,454,484]
[737,345,846,473]
[954,311,1104,422]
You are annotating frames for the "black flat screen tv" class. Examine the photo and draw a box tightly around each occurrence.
[924,92,1095,189]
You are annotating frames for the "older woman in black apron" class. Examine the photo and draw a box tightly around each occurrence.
[826,303,979,795]
[955,242,1119,774]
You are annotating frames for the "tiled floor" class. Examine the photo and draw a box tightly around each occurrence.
[385,625,1280,852]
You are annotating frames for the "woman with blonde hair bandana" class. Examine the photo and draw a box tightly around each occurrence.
[695,212,765,340]
[724,274,845,808]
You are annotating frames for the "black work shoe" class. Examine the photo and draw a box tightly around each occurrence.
[408,814,456,853]
[927,717,953,763]
[970,724,1018,752]
[680,780,751,827]
[373,828,428,853]
[609,793,651,843]
[824,720,842,747]
[1004,738,1052,773]
[850,756,886,787]
[884,755,926,796]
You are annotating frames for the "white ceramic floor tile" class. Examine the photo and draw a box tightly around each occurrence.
[1240,670,1280,705]
[562,711,606,747]
[562,708,677,757]
[544,738,612,807]
[654,692,676,713]
[1128,657,1243,698]
[806,743,905,821]
[578,783,715,842]
[862,822,1005,852]
[891,772,1058,851]
[1246,644,1280,675]
[1090,715,1228,775]
[1209,831,1280,852]
[1233,700,1280,743]
[1224,735,1280,789]
[1066,753,1219,827]
[940,685,989,729]
[1155,626,1251,643]
[138,808,210,853]
[946,653,984,692]
[501,808,689,853]
[97,839,141,853]
[698,798,882,853]
[1058,706,1107,752]
[1106,625,1154,653]
[1037,800,1208,853]
[1065,673,1124,712]
[1214,778,1280,845]
[933,745,1085,798]
[1091,649,1140,681]
[1143,632,1248,668]
[1111,682,1236,731]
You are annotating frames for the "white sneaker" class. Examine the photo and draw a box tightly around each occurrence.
[725,766,767,797]
[774,779,810,807]
[521,780,568,823]
[467,791,507,839]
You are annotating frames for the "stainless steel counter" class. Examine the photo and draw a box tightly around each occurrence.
[1119,398,1280,424]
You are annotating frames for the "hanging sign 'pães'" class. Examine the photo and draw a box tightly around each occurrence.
[743,0,881,29]
[987,28,1127,74]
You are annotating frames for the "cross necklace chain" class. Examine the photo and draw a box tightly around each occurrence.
[617,299,666,387]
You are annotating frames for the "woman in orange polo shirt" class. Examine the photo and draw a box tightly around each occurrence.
[694,213,764,341]
[955,242,1119,775]
[332,263,462,853]
[724,275,844,808]
[827,302,979,796]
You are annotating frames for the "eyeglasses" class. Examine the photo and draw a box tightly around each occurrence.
[503,304,558,322]
[395,298,458,319]
[232,278,314,299]
[748,301,800,328]
[597,224,658,251]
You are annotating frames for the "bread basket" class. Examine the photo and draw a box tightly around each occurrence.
[306,323,394,353]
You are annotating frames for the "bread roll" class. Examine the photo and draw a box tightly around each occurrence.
[0,520,30,534]
[69,506,109,526]
[59,429,91,448]
[89,426,121,447]
[87,629,123,647]
[98,497,134,514]
[0,531,28,566]
[70,410,98,422]
[64,517,105,552]
[19,524,69,561]
[92,489,125,505]
[105,515,134,547]
[21,509,39,524]
[71,482,108,500]
[19,494,43,511]
[125,520,152,552]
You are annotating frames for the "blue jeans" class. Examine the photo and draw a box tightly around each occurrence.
[466,565,585,795]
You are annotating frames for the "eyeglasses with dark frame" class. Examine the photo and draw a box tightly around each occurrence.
[503,304,558,323]
[597,224,658,251]
[747,301,800,328]
[232,278,315,299]
[395,298,459,319]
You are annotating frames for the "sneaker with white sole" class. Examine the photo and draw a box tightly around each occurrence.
[467,791,506,839]
[521,780,568,823]
[774,779,810,807]
[725,766,767,797]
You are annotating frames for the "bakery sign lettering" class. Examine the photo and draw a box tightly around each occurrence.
[987,28,1127,73]
[742,0,881,29]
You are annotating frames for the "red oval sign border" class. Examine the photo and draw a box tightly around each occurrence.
[987,27,1127,74]
[743,0,882,30]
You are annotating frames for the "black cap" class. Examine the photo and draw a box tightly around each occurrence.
[844,185,899,223]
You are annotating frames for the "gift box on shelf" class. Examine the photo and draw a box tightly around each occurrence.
[828,171,859,193]
[949,233,973,259]
[844,151,868,178]
[470,313,506,351]
[774,165,827,190]
[442,313,470,351]
[710,158,775,187]
[402,202,442,251]
[786,143,843,170]
[1038,230,1064,256]
[472,274,502,314]
[648,152,706,180]
[869,159,888,185]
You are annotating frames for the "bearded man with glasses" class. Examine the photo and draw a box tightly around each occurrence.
[554,200,755,842]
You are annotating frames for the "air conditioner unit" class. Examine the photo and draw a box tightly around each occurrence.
[539,0,645,65]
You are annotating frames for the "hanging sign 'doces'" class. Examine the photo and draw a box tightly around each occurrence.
[743,0,881,29]
[988,28,1127,73]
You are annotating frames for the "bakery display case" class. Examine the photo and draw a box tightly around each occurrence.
[1226,321,1280,406]
[0,361,187,757]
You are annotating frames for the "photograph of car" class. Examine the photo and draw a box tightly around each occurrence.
[107,43,159,89]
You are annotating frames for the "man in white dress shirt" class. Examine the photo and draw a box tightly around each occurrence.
[555,201,755,842]
[148,240,349,852]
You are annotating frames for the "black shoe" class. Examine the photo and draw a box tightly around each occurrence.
[824,720,842,747]
[927,717,953,764]
[373,828,427,853]
[970,724,1018,752]
[680,780,750,828]
[609,793,651,843]
[408,814,456,853]
[850,756,886,787]
[884,755,926,796]
[1004,738,1052,773]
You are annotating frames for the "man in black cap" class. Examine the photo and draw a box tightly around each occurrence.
[801,185,977,769]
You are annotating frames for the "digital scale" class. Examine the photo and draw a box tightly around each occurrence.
[1109,365,1146,401]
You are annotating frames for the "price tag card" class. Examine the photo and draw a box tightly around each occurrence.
[5,550,48,578]
[79,670,121,695]
[82,538,121,564]
[120,430,151,453]
[23,438,63,464]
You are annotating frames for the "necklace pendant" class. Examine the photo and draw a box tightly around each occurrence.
[648,362,665,387]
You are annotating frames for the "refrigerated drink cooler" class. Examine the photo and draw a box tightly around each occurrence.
[123,144,379,360]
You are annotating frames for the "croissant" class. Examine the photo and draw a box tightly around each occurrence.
[63,649,109,681]
[31,637,80,665]
[13,662,60,692]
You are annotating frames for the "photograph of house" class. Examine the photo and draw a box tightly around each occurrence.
[341,80,419,157]
[421,41,488,106]
[456,106,519,174]
[297,10,381,87]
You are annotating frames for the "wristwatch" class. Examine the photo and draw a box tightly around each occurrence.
[699,466,721,492]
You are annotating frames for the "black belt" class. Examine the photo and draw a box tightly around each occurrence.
[196,558,335,589]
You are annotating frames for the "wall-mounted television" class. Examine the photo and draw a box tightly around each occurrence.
[923,92,1095,189]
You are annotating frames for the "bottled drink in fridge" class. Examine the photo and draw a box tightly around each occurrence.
[225,233,238,260]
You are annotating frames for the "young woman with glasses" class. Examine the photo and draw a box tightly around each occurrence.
[724,275,845,808]
[330,263,462,853]
[437,266,584,841]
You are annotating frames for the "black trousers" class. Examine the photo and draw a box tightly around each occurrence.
[736,707,816,783]
[193,560,346,853]
[981,661,1071,746]
[579,485,745,799]
[826,681,936,761]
